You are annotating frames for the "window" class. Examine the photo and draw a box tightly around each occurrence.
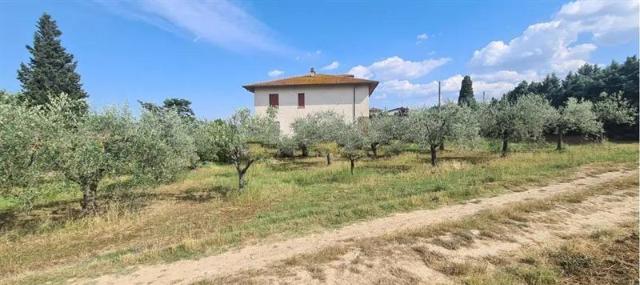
[297,93,305,108]
[269,93,279,108]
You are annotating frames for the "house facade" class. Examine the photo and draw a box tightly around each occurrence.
[243,68,378,135]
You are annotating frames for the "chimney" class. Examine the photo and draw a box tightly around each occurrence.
[310,67,316,76]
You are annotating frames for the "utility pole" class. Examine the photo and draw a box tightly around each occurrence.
[438,80,444,151]
[438,80,441,108]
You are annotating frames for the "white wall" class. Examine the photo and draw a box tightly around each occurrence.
[253,85,370,135]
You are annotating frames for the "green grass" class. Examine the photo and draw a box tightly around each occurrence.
[0,142,637,284]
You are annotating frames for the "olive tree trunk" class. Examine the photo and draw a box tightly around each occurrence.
[235,159,255,191]
[501,138,509,157]
[80,180,99,214]
[326,153,331,165]
[349,159,355,175]
[500,131,510,157]
[430,145,438,166]
[556,127,564,151]
[370,143,378,158]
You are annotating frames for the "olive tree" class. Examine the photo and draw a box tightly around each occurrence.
[408,104,478,166]
[315,112,346,164]
[337,121,366,174]
[131,109,198,182]
[480,95,554,156]
[46,97,134,213]
[217,108,279,191]
[276,136,297,158]
[291,111,344,158]
[193,119,227,163]
[363,113,406,157]
[315,142,339,165]
[44,95,197,214]
[291,115,319,157]
[548,98,602,151]
[0,99,53,209]
[593,91,637,138]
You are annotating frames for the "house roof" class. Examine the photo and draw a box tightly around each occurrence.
[243,69,379,95]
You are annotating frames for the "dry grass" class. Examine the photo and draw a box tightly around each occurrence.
[0,142,637,284]
[463,222,639,285]
[283,246,351,267]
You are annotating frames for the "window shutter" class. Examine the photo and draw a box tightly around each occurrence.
[269,94,279,107]
[298,93,305,108]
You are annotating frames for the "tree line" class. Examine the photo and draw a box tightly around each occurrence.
[502,57,639,138]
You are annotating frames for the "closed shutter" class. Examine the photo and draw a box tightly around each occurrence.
[269,94,279,107]
[298,93,305,108]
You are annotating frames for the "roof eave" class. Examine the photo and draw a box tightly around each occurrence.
[242,85,256,93]
[368,81,379,95]
[243,81,379,95]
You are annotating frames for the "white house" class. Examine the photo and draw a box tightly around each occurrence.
[243,68,379,135]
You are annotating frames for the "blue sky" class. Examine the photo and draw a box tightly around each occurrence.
[0,0,638,119]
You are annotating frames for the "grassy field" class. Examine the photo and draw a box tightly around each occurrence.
[200,174,638,284]
[0,142,637,284]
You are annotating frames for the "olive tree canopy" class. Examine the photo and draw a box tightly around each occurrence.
[548,98,602,150]
[408,104,479,166]
[216,108,279,191]
[291,111,344,157]
[480,94,554,156]
[0,99,53,209]
[43,95,197,213]
[336,121,366,174]
[362,113,407,157]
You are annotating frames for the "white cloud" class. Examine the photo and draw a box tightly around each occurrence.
[321,61,340,70]
[472,70,540,83]
[347,56,450,81]
[416,33,429,44]
[295,49,323,61]
[349,56,528,102]
[348,65,374,79]
[470,0,639,75]
[376,0,638,105]
[377,75,462,98]
[96,0,290,53]
[376,69,540,102]
[267,69,284,77]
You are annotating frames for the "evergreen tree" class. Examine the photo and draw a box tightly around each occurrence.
[540,74,563,107]
[139,98,195,120]
[620,56,639,108]
[505,81,530,102]
[17,13,88,113]
[502,56,638,138]
[163,98,195,120]
[458,75,476,107]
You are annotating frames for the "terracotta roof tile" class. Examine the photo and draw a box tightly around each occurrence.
[243,73,379,95]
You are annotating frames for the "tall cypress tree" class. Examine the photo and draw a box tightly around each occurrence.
[17,13,88,113]
[458,75,476,107]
